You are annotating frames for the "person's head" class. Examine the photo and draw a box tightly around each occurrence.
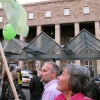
[40,61,60,84]
[9,65,14,72]
[16,66,21,72]
[33,70,37,75]
[57,63,90,96]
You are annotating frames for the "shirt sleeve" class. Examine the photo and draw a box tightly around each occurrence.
[42,90,55,100]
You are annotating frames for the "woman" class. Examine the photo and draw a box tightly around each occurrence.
[0,70,9,100]
[0,65,26,100]
[0,65,17,100]
[55,63,92,100]
[89,68,100,100]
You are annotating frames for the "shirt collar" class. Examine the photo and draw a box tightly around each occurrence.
[44,79,58,89]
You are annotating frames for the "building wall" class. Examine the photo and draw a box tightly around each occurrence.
[0,0,100,26]
[24,0,100,26]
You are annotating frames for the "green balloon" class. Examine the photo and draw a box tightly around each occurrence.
[3,24,16,40]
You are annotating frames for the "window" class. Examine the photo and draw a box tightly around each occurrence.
[0,17,3,22]
[64,8,70,15]
[83,7,89,14]
[85,61,93,68]
[68,60,74,63]
[68,61,73,63]
[28,13,33,19]
[45,11,51,17]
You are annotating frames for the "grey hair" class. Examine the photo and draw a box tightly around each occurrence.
[44,61,60,77]
[64,63,91,96]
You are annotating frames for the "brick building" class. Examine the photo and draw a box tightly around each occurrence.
[0,0,100,74]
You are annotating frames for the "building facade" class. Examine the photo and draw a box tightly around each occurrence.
[0,0,100,74]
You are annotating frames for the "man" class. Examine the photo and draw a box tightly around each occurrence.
[40,61,61,100]
[89,68,100,100]
[29,70,44,100]
[16,66,22,88]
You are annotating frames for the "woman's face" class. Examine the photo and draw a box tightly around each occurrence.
[57,68,70,92]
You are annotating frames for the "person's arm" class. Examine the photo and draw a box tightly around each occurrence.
[13,71,18,80]
[29,78,34,94]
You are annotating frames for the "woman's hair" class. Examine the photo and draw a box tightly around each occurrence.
[64,63,91,96]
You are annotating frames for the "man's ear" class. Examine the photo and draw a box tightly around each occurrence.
[52,72,56,78]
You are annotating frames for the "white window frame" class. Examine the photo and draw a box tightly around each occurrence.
[64,8,70,15]
[45,10,51,17]
[83,7,89,14]
[0,17,3,22]
[28,13,34,19]
[68,60,74,64]
[85,61,93,68]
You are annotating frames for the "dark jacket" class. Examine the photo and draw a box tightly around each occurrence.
[90,80,100,100]
[0,80,26,100]
[29,76,44,98]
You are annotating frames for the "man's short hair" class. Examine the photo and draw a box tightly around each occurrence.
[33,70,37,75]
[44,61,60,77]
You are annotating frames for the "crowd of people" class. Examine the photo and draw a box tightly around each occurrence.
[0,62,100,100]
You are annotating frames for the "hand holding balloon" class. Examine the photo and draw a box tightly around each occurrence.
[3,24,16,40]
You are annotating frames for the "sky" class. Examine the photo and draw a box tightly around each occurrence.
[18,0,47,4]
[0,0,47,7]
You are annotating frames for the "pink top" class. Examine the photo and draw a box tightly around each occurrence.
[54,92,92,100]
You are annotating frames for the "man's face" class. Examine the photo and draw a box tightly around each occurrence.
[40,64,54,84]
